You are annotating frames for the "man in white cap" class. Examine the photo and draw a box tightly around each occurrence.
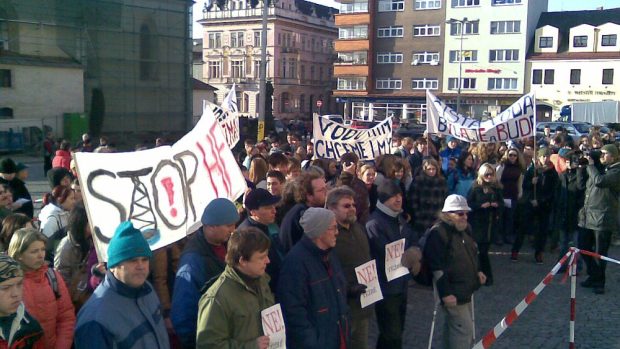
[277,207,350,348]
[424,194,486,349]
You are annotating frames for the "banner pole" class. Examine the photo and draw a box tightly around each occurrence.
[569,248,577,349]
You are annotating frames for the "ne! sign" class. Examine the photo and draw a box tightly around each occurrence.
[75,105,247,262]
[426,90,536,143]
[355,260,383,308]
[261,304,286,349]
[385,239,409,281]
[312,115,393,161]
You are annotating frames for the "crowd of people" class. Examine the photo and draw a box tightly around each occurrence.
[0,124,617,349]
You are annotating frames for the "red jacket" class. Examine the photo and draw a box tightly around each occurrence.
[23,265,75,349]
[51,150,72,170]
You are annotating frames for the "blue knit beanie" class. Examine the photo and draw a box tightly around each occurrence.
[201,198,239,226]
[107,221,152,268]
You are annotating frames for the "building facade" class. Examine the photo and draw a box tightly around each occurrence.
[199,0,338,120]
[333,0,548,123]
[0,0,192,141]
[527,8,620,121]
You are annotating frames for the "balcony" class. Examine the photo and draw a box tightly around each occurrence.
[281,47,299,54]
[335,13,371,26]
[334,65,369,76]
[334,39,369,52]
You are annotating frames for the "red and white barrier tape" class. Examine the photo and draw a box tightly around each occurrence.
[471,251,572,349]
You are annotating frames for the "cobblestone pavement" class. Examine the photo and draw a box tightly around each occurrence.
[15,154,620,349]
[369,244,620,349]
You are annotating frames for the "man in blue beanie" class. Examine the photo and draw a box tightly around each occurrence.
[171,198,239,349]
[75,221,169,349]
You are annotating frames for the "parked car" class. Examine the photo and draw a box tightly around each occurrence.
[395,122,426,139]
[535,121,611,139]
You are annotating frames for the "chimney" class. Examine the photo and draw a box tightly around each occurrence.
[596,6,603,10]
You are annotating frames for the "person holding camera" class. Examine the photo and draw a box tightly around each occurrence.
[578,144,620,295]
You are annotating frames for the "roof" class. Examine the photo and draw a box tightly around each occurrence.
[531,7,620,55]
[192,78,217,90]
[0,51,83,69]
[294,0,337,20]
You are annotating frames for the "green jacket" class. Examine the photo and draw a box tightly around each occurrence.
[196,265,274,349]
[578,162,620,231]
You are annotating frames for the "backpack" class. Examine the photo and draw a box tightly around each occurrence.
[45,268,61,299]
[413,223,453,287]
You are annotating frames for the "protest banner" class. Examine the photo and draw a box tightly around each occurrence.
[312,115,392,161]
[385,239,409,281]
[74,105,247,262]
[261,304,286,349]
[426,90,536,143]
[206,83,240,148]
[355,260,384,308]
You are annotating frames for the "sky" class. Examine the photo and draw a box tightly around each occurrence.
[192,0,620,38]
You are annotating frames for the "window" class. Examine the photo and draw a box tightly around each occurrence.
[319,67,323,81]
[231,60,245,78]
[602,34,617,47]
[603,69,614,85]
[412,78,438,90]
[208,61,221,79]
[543,69,554,84]
[289,58,297,79]
[0,108,13,119]
[377,52,403,64]
[230,32,244,47]
[415,0,441,9]
[253,60,261,77]
[340,1,369,13]
[378,26,404,38]
[570,69,581,85]
[0,69,11,87]
[573,35,587,48]
[338,77,366,90]
[339,26,368,39]
[299,94,305,112]
[300,65,305,79]
[208,32,222,48]
[337,52,367,65]
[532,69,542,84]
[310,66,315,80]
[253,32,261,47]
[412,51,440,64]
[449,50,477,62]
[450,21,479,35]
[281,58,287,78]
[413,25,440,37]
[139,24,158,81]
[452,0,479,7]
[490,21,520,34]
[539,36,553,48]
[492,0,521,4]
[448,78,476,90]
[378,0,404,11]
[489,49,519,62]
[376,79,402,89]
[280,92,292,113]
[488,78,517,90]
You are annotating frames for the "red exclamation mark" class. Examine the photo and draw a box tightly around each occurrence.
[161,177,177,217]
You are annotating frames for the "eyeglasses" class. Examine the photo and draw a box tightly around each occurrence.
[508,153,518,158]
[451,211,468,217]
[484,173,494,177]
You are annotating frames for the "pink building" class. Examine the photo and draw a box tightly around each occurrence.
[199,0,339,120]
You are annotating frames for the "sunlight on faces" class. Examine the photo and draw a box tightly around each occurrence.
[111,257,150,288]
[251,205,276,225]
[383,193,402,212]
[238,249,270,278]
[333,197,356,225]
[0,277,23,317]
[266,177,283,197]
[203,223,236,245]
[361,168,376,186]
[18,241,45,272]
[308,178,327,207]
[316,218,339,250]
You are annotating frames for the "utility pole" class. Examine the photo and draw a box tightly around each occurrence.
[257,0,269,141]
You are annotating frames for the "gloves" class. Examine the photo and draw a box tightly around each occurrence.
[401,246,422,276]
[347,283,367,298]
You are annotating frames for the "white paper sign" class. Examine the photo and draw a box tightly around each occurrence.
[206,83,240,148]
[385,239,410,281]
[75,106,247,262]
[503,199,512,208]
[261,304,286,349]
[312,115,393,161]
[355,260,383,308]
[426,90,536,143]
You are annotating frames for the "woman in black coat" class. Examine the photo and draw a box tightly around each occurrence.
[467,163,503,286]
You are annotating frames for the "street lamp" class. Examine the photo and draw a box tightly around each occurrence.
[446,17,478,115]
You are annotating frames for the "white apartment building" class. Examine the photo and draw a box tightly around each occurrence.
[527,8,620,121]
[442,0,547,118]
